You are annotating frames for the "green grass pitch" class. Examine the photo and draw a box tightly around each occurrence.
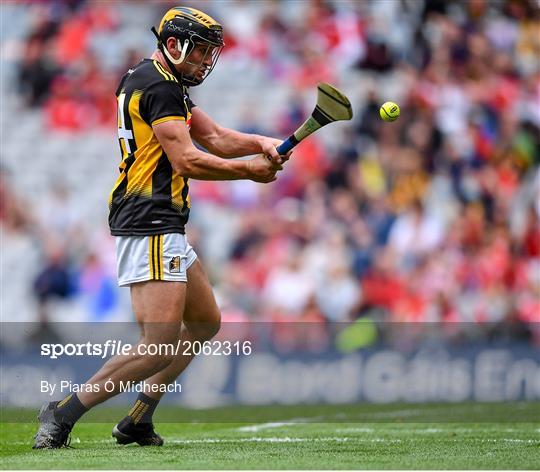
[1,403,539,469]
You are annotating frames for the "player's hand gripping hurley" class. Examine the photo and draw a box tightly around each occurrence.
[276,82,353,155]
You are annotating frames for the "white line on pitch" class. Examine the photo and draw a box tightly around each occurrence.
[235,415,330,432]
[335,427,375,433]
[168,436,403,444]
[237,422,301,432]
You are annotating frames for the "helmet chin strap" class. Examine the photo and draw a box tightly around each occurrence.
[150,27,204,86]
[163,38,189,65]
[151,27,187,83]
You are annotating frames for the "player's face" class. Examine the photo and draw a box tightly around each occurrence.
[183,43,218,81]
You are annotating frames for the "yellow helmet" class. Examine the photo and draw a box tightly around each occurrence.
[152,6,224,85]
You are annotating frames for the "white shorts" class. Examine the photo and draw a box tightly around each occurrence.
[115,233,197,287]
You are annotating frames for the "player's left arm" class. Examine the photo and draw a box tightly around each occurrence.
[190,107,290,164]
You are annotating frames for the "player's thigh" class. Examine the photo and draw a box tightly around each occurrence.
[183,259,221,337]
[130,280,186,344]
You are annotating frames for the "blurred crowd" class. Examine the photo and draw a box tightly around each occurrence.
[1,0,539,346]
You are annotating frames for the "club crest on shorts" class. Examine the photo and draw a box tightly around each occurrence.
[169,256,181,273]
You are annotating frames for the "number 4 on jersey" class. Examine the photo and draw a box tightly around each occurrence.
[117,93,133,155]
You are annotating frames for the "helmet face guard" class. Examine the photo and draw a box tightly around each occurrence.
[184,39,223,86]
[152,7,225,86]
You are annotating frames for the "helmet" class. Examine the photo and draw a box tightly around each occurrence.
[152,6,224,86]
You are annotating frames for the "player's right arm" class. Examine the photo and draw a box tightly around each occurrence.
[153,120,281,183]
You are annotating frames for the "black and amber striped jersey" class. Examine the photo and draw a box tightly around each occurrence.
[108,59,195,236]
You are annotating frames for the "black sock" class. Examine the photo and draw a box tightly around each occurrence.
[127,393,159,425]
[55,393,88,425]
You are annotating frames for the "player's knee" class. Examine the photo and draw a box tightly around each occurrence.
[139,332,179,369]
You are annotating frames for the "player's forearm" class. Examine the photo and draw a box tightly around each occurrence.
[171,148,249,180]
[209,128,265,158]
